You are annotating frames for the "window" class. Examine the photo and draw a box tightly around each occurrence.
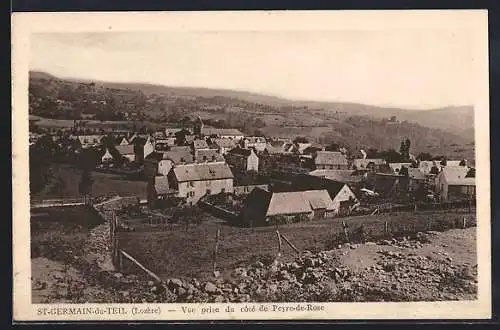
[189,181,195,187]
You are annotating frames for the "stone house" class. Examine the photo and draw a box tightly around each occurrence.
[115,145,135,163]
[241,188,337,227]
[241,136,267,152]
[226,147,259,173]
[144,150,194,179]
[167,163,234,204]
[435,166,476,202]
[133,136,155,164]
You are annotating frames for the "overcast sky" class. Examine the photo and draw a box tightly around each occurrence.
[30,30,474,109]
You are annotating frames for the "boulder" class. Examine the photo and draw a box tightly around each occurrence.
[204,282,218,294]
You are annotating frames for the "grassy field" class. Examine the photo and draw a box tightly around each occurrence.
[33,163,148,200]
[30,206,103,261]
[118,208,476,281]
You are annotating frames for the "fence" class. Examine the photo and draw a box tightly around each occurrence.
[108,204,163,283]
[30,197,86,208]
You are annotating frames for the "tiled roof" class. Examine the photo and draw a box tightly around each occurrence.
[195,149,225,163]
[201,128,244,137]
[154,176,175,195]
[314,151,348,166]
[115,145,134,155]
[193,139,210,150]
[213,138,237,149]
[265,189,335,216]
[173,163,234,182]
[441,166,476,186]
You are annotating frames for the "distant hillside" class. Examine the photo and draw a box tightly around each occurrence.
[28,71,475,160]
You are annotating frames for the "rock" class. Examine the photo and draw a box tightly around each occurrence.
[147,280,155,286]
[33,280,47,290]
[214,295,225,303]
[255,261,264,268]
[167,278,184,288]
[365,242,376,246]
[204,282,218,294]
[177,287,187,297]
[350,244,358,249]
[120,291,130,297]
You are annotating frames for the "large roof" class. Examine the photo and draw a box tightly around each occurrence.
[247,188,335,217]
[115,145,134,155]
[314,151,348,166]
[440,166,476,186]
[195,149,225,163]
[172,163,234,182]
[213,138,237,149]
[146,150,194,163]
[193,139,210,150]
[201,127,244,137]
[154,176,176,195]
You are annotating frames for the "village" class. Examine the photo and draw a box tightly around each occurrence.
[29,112,478,304]
[30,114,476,220]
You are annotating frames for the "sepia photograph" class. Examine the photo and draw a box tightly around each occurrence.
[12,10,490,320]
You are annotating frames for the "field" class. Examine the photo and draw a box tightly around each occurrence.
[31,206,103,261]
[33,163,148,200]
[118,208,476,282]
[29,115,131,129]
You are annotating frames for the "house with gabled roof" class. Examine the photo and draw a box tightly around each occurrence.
[435,166,475,202]
[201,128,244,140]
[167,162,234,204]
[211,138,237,155]
[144,150,194,179]
[101,148,114,164]
[147,176,178,209]
[115,144,135,162]
[133,135,155,164]
[388,162,413,174]
[241,136,267,152]
[314,151,349,170]
[241,187,337,226]
[226,147,259,173]
[195,148,225,164]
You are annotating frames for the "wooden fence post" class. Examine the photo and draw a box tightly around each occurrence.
[342,221,350,243]
[276,230,282,259]
[280,233,300,255]
[384,221,389,238]
[213,227,221,277]
[463,217,466,229]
